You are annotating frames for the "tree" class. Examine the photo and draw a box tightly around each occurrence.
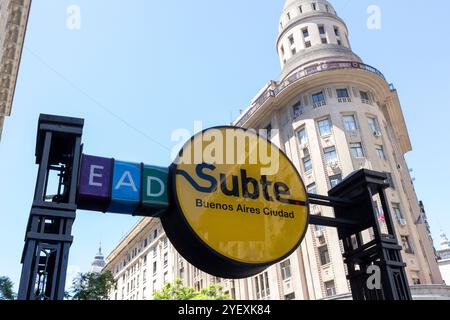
[194,284,230,300]
[153,279,231,301]
[0,276,15,300]
[70,271,116,300]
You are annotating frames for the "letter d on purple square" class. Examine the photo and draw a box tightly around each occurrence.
[78,154,113,212]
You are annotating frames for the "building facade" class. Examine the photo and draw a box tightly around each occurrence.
[104,0,447,300]
[0,0,31,140]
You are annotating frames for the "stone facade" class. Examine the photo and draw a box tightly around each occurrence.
[104,0,448,300]
[0,0,31,140]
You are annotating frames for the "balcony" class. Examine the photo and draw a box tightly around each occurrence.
[235,61,386,127]
[313,101,326,109]
[338,97,352,103]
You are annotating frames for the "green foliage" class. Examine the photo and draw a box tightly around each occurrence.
[153,279,231,301]
[70,271,116,300]
[0,276,15,300]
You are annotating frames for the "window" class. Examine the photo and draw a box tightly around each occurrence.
[312,91,326,107]
[337,39,342,46]
[163,237,168,248]
[180,267,185,279]
[163,253,168,268]
[299,5,303,13]
[324,147,338,165]
[288,35,294,45]
[392,203,405,225]
[291,48,296,55]
[321,38,327,44]
[254,272,270,300]
[297,128,307,145]
[343,115,357,132]
[285,293,296,300]
[304,41,311,48]
[376,145,386,160]
[401,236,414,254]
[293,101,303,118]
[153,229,158,239]
[337,88,349,98]
[280,45,285,56]
[318,119,331,137]
[350,143,365,158]
[329,174,342,188]
[163,272,168,284]
[302,28,309,38]
[334,26,340,36]
[312,3,317,11]
[337,88,351,102]
[287,12,291,20]
[152,279,157,291]
[325,281,337,297]
[360,91,370,103]
[307,183,317,194]
[153,261,157,274]
[368,117,380,134]
[303,155,313,172]
[318,246,330,265]
[264,123,272,140]
[280,260,292,280]
[319,25,325,35]
[385,172,395,189]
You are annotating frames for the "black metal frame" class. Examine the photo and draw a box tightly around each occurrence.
[18,114,412,300]
[18,114,83,300]
[308,169,412,300]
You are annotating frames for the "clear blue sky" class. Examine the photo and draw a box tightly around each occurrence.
[1,0,449,291]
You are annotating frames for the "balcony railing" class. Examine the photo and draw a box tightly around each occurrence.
[236,61,386,127]
[338,97,352,103]
[313,101,326,109]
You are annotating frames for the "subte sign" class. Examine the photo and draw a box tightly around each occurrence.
[162,127,309,278]
[75,127,309,278]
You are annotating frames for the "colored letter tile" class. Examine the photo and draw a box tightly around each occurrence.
[78,154,113,212]
[108,161,141,214]
[135,166,169,217]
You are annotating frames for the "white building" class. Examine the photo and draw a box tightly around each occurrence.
[0,0,31,140]
[90,245,106,274]
[104,0,450,300]
[438,232,450,286]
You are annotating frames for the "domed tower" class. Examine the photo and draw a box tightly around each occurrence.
[234,0,443,300]
[277,0,361,79]
[90,244,106,274]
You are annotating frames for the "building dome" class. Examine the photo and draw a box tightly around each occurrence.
[440,232,450,250]
[90,245,106,273]
[277,0,361,79]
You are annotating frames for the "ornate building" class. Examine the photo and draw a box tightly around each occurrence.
[90,245,106,274]
[0,0,31,140]
[438,232,450,286]
[104,0,448,300]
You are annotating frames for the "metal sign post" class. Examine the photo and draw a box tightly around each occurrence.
[18,114,83,300]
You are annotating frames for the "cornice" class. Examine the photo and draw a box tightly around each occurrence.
[0,0,31,120]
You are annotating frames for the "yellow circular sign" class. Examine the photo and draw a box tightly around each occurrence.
[162,127,309,278]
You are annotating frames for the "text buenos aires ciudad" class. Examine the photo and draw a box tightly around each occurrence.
[177,163,306,219]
